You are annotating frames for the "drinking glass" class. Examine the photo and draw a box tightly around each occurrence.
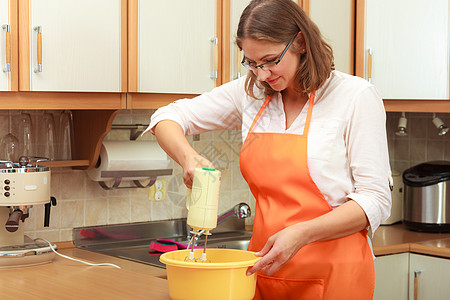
[58,110,74,160]
[41,112,56,160]
[19,112,33,157]
[1,111,20,162]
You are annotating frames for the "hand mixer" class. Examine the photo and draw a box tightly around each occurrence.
[185,168,220,263]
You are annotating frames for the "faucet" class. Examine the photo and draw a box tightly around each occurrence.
[217,202,251,225]
[186,202,251,241]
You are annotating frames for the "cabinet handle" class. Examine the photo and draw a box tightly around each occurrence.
[34,26,42,73]
[367,48,373,83]
[2,24,11,72]
[414,270,422,300]
[236,46,242,79]
[210,37,218,79]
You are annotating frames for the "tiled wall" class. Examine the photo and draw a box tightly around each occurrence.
[1,110,254,243]
[1,110,449,243]
[387,112,450,173]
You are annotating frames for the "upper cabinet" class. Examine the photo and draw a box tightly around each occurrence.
[0,0,18,91]
[227,0,250,82]
[356,0,450,100]
[128,0,219,94]
[308,0,354,74]
[19,0,126,92]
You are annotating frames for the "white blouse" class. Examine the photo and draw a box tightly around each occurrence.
[148,70,392,234]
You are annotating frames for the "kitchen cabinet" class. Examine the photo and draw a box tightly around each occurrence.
[128,0,219,94]
[373,253,409,300]
[355,0,450,100]
[374,252,450,300]
[225,0,250,82]
[307,0,354,75]
[19,0,126,92]
[0,0,18,91]
[409,254,450,300]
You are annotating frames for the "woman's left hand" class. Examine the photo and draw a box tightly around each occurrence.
[246,223,309,276]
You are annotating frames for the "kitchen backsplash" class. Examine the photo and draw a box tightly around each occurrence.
[4,109,254,242]
[0,110,448,242]
[387,112,450,172]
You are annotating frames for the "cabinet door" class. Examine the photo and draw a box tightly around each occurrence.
[363,0,449,99]
[309,0,353,74]
[373,253,409,300]
[229,0,251,82]
[22,0,123,92]
[409,254,450,300]
[137,0,217,94]
[0,0,17,91]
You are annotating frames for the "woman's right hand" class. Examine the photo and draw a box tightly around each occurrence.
[182,154,214,189]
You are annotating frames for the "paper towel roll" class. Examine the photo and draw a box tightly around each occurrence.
[87,141,170,182]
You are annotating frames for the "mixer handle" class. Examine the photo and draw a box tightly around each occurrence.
[44,197,57,227]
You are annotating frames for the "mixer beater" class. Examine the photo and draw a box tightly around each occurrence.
[184,168,221,263]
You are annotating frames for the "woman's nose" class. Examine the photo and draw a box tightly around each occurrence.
[255,68,271,81]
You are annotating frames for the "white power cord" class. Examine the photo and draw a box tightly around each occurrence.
[35,238,121,269]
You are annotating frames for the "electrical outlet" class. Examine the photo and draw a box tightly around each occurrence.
[148,179,167,201]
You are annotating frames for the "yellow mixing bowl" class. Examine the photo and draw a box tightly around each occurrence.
[160,248,260,300]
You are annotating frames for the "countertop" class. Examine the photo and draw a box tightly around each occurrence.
[372,223,450,257]
[0,245,170,300]
[1,223,450,299]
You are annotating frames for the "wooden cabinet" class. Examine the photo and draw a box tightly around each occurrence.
[409,254,450,300]
[225,0,250,82]
[19,0,126,92]
[374,253,450,300]
[356,0,450,100]
[373,253,409,300]
[128,0,219,94]
[307,0,354,74]
[0,0,18,91]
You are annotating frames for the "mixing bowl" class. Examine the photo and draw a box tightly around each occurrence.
[160,248,260,300]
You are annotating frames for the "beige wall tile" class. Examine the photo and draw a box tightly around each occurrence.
[60,200,84,228]
[85,199,107,226]
[108,197,131,224]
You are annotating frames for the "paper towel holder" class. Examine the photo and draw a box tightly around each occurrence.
[111,124,148,140]
[98,169,173,190]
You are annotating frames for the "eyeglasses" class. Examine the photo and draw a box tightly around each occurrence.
[241,32,299,72]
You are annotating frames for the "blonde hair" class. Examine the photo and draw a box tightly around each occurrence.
[236,0,334,99]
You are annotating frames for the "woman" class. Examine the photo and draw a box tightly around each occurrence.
[147,0,391,299]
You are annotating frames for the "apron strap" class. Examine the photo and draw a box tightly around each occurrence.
[248,96,272,133]
[248,92,316,134]
[302,91,316,135]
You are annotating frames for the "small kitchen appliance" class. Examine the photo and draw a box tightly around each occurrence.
[160,168,260,299]
[403,161,450,232]
[185,167,220,262]
[0,157,57,267]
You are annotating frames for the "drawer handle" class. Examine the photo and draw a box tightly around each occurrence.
[2,24,11,72]
[210,37,218,79]
[414,270,422,300]
[34,26,42,73]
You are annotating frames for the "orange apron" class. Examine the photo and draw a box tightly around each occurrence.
[240,93,374,300]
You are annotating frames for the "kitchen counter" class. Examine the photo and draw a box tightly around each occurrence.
[1,223,450,299]
[372,223,450,258]
[0,245,170,300]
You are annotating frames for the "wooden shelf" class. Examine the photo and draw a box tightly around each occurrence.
[383,100,450,113]
[0,92,126,110]
[39,160,90,168]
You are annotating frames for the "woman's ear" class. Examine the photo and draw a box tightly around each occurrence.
[296,31,306,53]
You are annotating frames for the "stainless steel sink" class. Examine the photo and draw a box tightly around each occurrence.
[73,217,252,268]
